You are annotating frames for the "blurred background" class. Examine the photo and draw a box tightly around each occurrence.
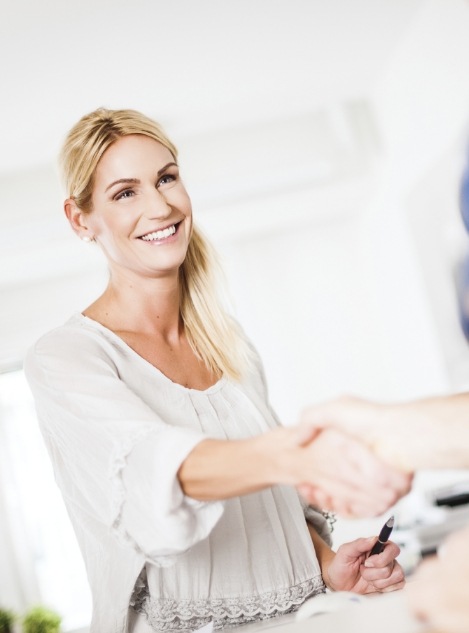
[1,0,469,630]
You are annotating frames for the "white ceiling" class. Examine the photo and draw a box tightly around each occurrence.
[0,0,424,174]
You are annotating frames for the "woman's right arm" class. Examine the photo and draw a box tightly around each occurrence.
[180,334,412,517]
[178,424,412,518]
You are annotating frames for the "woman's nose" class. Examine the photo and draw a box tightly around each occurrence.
[143,189,171,220]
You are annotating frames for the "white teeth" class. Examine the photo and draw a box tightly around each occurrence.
[141,224,176,241]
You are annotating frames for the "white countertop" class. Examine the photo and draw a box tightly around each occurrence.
[235,590,431,633]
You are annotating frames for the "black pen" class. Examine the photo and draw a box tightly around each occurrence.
[369,515,394,556]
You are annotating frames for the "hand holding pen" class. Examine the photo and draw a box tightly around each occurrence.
[323,514,405,593]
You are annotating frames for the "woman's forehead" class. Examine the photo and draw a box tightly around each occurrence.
[95,135,174,181]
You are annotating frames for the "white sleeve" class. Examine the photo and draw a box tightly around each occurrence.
[24,328,224,567]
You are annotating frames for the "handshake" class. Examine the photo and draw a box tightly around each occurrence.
[292,393,469,516]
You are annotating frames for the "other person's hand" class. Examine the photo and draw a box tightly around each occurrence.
[407,526,469,633]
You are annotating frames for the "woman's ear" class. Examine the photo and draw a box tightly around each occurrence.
[64,198,95,242]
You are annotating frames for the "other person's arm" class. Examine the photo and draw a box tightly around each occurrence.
[299,394,469,472]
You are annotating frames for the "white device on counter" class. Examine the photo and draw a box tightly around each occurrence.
[295,591,365,620]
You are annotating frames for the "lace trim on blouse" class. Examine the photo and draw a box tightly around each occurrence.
[131,575,325,631]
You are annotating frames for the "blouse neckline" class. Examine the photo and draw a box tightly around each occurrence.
[74,312,226,395]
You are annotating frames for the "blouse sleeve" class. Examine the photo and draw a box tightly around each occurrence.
[300,500,334,547]
[24,327,224,567]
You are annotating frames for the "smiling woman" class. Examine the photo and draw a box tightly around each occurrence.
[23,108,410,633]
[59,109,249,383]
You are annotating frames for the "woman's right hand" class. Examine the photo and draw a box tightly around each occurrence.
[283,425,412,517]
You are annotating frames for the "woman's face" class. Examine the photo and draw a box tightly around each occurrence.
[84,134,192,280]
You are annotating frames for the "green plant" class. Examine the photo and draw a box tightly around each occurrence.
[0,608,16,633]
[23,606,61,633]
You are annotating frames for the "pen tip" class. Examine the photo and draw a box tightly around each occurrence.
[387,515,395,527]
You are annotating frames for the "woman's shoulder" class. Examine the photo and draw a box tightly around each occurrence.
[30,313,105,353]
[24,313,119,377]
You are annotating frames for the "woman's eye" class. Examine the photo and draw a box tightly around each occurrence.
[158,174,176,187]
[115,189,134,200]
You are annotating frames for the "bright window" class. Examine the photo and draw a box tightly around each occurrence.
[0,369,91,631]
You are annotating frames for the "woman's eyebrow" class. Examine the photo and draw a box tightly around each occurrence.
[104,163,178,193]
[158,161,178,175]
[105,177,140,193]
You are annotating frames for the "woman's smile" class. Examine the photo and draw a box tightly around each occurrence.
[138,220,182,243]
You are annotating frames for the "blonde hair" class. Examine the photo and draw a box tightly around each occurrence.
[60,108,252,380]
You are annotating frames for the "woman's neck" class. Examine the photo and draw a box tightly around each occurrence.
[84,269,182,341]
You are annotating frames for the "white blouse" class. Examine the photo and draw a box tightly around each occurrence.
[24,314,331,633]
